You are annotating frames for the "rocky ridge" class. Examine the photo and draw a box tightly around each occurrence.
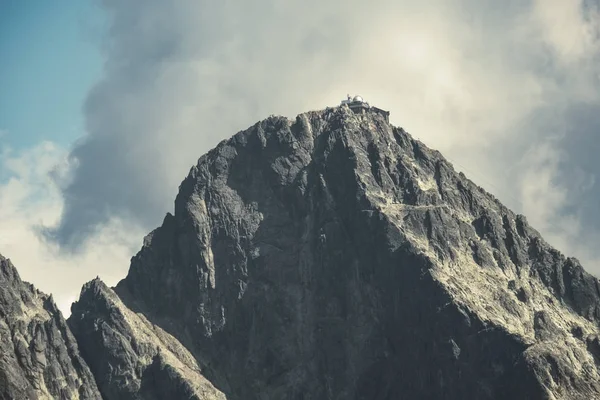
[110,105,600,399]
[3,104,600,399]
[0,255,101,400]
[68,278,225,400]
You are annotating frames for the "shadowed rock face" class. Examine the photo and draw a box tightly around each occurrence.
[7,105,600,399]
[0,255,101,400]
[68,279,225,400]
[103,106,600,399]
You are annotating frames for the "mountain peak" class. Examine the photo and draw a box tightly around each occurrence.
[4,102,600,399]
[69,277,226,399]
[113,107,600,398]
[0,254,102,399]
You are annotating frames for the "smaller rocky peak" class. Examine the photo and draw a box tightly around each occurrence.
[0,253,102,399]
[69,278,133,349]
[71,277,121,315]
[0,254,19,283]
[0,255,30,316]
[69,278,226,400]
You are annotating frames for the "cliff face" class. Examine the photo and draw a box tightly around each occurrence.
[0,255,101,400]
[106,106,600,399]
[68,279,225,400]
[4,104,600,399]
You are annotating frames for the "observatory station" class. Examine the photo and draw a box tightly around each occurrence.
[340,94,390,122]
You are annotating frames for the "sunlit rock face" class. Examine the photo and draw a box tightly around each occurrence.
[106,106,600,399]
[68,279,226,400]
[6,104,600,399]
[0,254,102,400]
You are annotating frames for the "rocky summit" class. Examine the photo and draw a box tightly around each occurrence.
[3,104,600,399]
[0,255,101,400]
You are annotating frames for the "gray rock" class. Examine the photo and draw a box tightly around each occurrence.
[111,106,600,399]
[9,104,600,399]
[0,254,102,400]
[68,278,225,400]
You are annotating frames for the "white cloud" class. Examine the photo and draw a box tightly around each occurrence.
[49,0,600,265]
[530,0,600,65]
[2,0,599,312]
[0,143,143,315]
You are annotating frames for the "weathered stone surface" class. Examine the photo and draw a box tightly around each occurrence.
[68,278,225,400]
[110,105,600,399]
[0,254,101,400]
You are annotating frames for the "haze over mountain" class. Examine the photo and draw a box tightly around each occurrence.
[3,105,600,399]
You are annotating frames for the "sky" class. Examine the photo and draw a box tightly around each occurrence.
[0,0,105,150]
[0,0,599,316]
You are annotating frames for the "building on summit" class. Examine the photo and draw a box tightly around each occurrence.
[340,94,389,122]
